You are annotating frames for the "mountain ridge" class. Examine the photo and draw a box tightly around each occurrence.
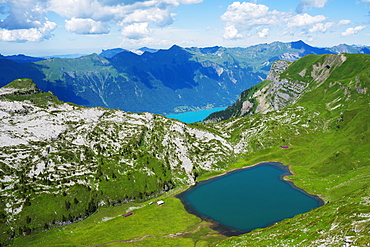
[1,41,370,115]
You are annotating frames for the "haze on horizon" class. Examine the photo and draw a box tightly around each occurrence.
[0,0,369,56]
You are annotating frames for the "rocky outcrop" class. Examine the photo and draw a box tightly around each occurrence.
[240,100,254,116]
[243,59,310,114]
[204,54,350,123]
[262,60,308,112]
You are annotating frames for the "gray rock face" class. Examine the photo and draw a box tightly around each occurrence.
[266,60,290,81]
[250,60,308,114]
[240,100,254,116]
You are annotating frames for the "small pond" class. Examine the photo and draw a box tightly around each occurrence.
[177,162,324,236]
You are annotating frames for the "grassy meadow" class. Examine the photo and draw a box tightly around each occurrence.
[11,188,226,247]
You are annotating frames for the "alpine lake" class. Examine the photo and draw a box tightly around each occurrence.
[177,162,324,236]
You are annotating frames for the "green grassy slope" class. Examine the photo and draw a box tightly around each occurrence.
[4,54,370,246]
[11,190,226,247]
[212,53,370,246]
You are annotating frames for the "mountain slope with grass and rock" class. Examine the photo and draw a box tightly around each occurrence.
[1,53,370,246]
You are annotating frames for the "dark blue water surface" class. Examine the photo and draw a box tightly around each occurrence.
[177,162,323,236]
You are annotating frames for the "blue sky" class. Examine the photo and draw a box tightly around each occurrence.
[0,0,369,56]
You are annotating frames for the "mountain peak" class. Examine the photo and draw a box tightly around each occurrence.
[291,40,332,55]
[169,44,184,51]
[153,44,189,58]
[291,40,310,49]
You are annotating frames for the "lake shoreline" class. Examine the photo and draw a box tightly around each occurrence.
[176,161,325,237]
[196,161,279,183]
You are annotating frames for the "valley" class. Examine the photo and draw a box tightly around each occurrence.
[1,41,369,115]
[0,52,369,246]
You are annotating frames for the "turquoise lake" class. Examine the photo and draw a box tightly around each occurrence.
[166,107,227,123]
[177,162,324,236]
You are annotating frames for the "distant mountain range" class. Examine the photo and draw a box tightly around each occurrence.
[0,54,46,63]
[0,40,369,114]
[99,47,158,58]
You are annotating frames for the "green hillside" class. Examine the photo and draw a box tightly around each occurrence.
[1,53,369,246]
[210,53,370,245]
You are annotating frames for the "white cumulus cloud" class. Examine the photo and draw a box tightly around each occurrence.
[221,2,336,41]
[65,18,109,34]
[120,8,175,27]
[221,2,269,23]
[48,0,202,24]
[288,13,326,27]
[221,2,284,26]
[0,21,57,42]
[341,25,366,37]
[258,28,269,38]
[0,0,204,42]
[48,0,123,21]
[309,22,333,33]
[0,0,48,30]
[338,20,351,26]
[296,0,329,13]
[223,24,243,40]
[221,2,286,40]
[122,22,150,39]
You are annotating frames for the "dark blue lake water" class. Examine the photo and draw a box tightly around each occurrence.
[166,107,227,123]
[177,162,323,236]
